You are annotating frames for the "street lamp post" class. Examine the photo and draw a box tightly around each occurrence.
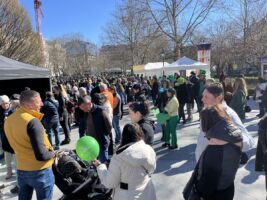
[161,49,165,76]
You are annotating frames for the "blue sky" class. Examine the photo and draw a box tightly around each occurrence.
[19,0,117,44]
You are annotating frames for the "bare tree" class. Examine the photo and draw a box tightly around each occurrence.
[103,0,168,69]
[0,0,43,65]
[48,34,97,75]
[206,20,239,72]
[222,0,267,66]
[143,0,219,59]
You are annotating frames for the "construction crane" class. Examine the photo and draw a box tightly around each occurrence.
[34,0,43,35]
[34,0,45,65]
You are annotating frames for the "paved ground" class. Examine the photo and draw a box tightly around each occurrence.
[0,99,266,200]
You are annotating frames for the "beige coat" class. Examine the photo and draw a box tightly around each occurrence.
[164,96,179,117]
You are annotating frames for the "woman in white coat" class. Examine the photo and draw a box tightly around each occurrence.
[93,123,157,200]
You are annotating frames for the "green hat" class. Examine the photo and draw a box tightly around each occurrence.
[200,69,206,75]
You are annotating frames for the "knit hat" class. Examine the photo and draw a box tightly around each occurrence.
[0,95,10,104]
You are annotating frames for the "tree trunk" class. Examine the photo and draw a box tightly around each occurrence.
[174,39,181,60]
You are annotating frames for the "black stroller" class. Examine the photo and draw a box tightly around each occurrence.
[52,150,112,200]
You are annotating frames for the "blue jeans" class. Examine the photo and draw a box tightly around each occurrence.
[17,167,54,200]
[45,121,60,147]
[112,116,121,143]
[118,92,126,105]
[98,145,109,163]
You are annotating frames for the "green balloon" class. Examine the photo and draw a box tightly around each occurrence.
[76,136,100,162]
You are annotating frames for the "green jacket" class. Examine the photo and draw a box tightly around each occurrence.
[230,89,247,120]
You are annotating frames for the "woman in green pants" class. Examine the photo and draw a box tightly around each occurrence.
[162,88,179,149]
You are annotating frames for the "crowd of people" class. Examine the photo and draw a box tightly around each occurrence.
[0,71,266,200]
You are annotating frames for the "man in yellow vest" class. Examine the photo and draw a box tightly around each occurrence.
[4,90,55,200]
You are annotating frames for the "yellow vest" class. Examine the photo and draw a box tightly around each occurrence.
[4,107,54,171]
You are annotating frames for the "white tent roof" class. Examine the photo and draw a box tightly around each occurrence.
[105,67,122,72]
[0,55,50,80]
[166,56,209,70]
[144,62,169,70]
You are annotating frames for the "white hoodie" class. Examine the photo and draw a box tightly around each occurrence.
[97,140,157,200]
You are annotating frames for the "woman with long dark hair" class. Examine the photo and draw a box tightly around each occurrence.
[93,123,157,200]
[184,104,242,200]
[230,77,247,120]
[223,77,234,105]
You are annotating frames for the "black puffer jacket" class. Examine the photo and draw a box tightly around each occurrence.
[195,120,242,200]
[175,82,188,104]
[138,118,155,146]
[41,98,59,123]
[205,120,243,143]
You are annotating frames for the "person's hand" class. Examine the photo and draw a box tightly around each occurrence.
[92,160,101,167]
[54,150,68,158]
[59,117,63,121]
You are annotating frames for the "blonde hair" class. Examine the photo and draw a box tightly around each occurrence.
[54,84,69,101]
[233,78,247,96]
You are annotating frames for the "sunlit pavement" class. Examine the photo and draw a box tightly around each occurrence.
[0,99,265,200]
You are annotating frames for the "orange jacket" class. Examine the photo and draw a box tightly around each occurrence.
[102,90,114,109]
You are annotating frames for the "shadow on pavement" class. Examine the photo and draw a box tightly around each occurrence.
[243,117,258,124]
[241,157,264,184]
[246,123,259,133]
[155,144,196,176]
[241,148,265,184]
[154,120,199,134]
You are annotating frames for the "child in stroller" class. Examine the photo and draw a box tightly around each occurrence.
[52,150,112,200]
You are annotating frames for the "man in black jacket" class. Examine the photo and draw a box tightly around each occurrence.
[189,71,201,112]
[41,92,61,150]
[174,73,188,124]
[79,96,112,163]
[151,76,159,104]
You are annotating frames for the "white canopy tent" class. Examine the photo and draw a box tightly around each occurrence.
[133,62,169,77]
[166,56,210,78]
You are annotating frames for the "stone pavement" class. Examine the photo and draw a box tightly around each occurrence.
[0,99,266,199]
